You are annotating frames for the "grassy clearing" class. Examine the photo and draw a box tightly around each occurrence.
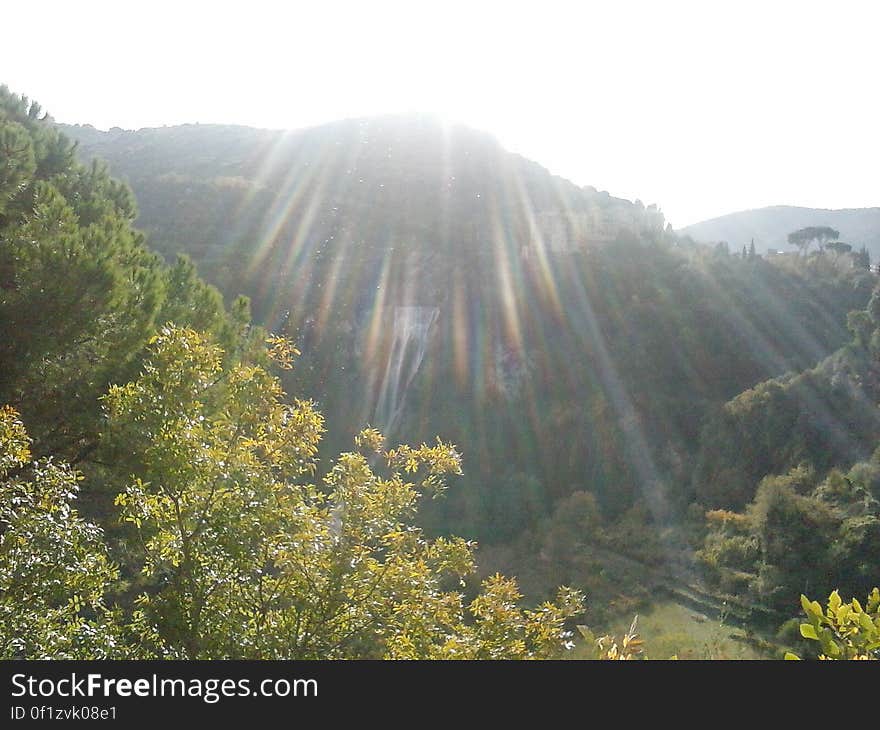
[571,600,778,660]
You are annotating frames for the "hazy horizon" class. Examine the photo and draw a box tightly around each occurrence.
[4,0,878,227]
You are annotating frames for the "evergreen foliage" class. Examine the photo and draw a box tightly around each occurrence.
[0,86,249,467]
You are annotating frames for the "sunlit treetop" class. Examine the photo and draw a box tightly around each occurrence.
[103,326,584,659]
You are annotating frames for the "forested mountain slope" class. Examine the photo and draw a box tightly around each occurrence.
[60,120,876,545]
[61,117,664,326]
[695,294,880,614]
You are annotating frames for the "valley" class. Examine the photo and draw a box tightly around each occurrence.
[2,86,879,660]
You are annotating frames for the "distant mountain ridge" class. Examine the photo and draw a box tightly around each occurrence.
[681,205,880,257]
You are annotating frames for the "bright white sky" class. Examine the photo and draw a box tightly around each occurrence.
[2,0,878,227]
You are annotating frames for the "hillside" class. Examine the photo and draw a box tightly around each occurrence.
[53,119,874,548]
[681,206,880,258]
[6,0,880,665]
[60,117,665,327]
[694,302,880,613]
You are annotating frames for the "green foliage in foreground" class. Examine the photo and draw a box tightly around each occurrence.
[788,588,880,660]
[0,406,125,658]
[0,329,583,659]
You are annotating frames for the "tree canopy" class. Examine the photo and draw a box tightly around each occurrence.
[0,330,584,659]
[787,225,840,255]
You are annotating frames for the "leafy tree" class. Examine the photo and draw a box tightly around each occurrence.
[788,588,880,660]
[847,310,874,348]
[0,406,124,658]
[826,240,852,261]
[1,327,584,660]
[699,455,880,615]
[104,326,583,658]
[748,472,836,609]
[787,226,840,256]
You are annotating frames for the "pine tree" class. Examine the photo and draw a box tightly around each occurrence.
[0,87,254,467]
[0,87,162,460]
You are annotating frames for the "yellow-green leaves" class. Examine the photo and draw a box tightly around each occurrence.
[101,326,581,659]
[576,615,645,660]
[799,623,818,640]
[384,439,463,499]
[265,335,299,370]
[355,427,385,453]
[0,405,30,474]
[0,409,122,658]
[793,587,880,660]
